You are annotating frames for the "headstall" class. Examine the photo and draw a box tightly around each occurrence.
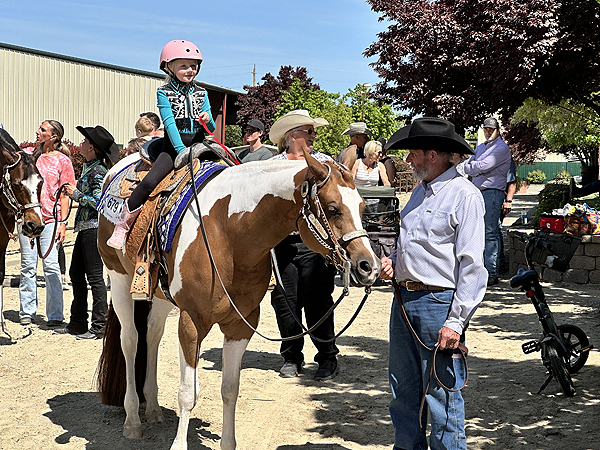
[0,154,42,240]
[298,162,368,290]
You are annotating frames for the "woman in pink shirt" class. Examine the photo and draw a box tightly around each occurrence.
[19,120,75,327]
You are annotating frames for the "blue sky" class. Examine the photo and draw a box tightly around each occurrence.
[0,0,387,95]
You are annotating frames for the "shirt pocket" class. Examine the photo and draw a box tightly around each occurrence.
[415,209,453,244]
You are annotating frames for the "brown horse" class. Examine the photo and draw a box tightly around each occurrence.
[0,129,45,335]
[96,149,380,450]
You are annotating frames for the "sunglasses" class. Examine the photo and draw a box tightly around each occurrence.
[294,128,317,136]
[243,128,259,135]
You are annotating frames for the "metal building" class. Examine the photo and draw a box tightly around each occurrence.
[0,42,242,148]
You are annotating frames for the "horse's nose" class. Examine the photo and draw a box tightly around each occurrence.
[23,221,45,237]
[355,257,381,285]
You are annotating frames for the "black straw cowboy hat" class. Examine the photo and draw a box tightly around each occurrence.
[76,125,121,162]
[385,117,474,155]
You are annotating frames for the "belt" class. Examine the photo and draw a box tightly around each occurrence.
[399,280,448,292]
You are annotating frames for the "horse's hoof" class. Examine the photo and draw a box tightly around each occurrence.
[123,425,142,439]
[146,409,164,423]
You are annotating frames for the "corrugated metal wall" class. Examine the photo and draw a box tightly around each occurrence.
[0,46,163,147]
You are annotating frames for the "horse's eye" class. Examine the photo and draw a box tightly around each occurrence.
[327,205,341,216]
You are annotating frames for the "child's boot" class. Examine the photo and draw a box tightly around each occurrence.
[107,201,141,250]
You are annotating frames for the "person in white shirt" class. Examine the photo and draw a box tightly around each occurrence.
[379,117,486,450]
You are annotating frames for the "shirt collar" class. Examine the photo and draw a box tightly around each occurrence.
[422,166,459,195]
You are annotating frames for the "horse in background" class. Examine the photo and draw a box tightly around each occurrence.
[96,150,380,450]
[0,129,45,336]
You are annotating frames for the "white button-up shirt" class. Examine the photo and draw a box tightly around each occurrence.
[394,166,487,334]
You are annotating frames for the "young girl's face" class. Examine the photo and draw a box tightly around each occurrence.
[171,58,199,84]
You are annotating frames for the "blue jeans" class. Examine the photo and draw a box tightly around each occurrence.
[389,288,466,450]
[482,189,504,279]
[19,224,63,322]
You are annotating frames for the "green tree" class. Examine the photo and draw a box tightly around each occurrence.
[343,84,400,140]
[513,98,600,166]
[275,79,352,156]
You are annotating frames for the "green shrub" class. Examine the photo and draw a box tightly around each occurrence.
[527,169,547,184]
[555,170,573,181]
[534,178,569,226]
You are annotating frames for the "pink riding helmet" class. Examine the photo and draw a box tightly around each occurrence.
[159,40,203,72]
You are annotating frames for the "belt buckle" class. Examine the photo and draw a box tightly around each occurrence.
[405,280,420,291]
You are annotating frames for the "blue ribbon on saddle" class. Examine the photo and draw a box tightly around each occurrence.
[157,161,225,252]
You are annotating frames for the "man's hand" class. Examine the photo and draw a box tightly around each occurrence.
[437,326,460,350]
[379,257,394,280]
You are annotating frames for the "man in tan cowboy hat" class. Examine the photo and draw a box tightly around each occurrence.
[336,121,373,166]
[268,110,340,381]
[379,117,486,450]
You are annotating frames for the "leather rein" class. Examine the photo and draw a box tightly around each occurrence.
[189,156,372,342]
[391,278,469,428]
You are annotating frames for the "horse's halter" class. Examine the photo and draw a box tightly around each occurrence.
[298,162,368,291]
[0,153,42,239]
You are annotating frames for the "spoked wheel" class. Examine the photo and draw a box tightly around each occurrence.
[548,343,576,396]
[558,324,590,373]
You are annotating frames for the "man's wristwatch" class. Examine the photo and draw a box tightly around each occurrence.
[504,200,512,203]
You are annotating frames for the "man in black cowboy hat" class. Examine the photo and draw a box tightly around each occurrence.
[379,117,487,450]
[55,125,119,339]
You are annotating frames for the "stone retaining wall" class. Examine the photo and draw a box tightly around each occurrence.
[508,230,600,284]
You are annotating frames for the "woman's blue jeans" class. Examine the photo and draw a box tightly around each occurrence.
[389,288,466,450]
[19,224,63,322]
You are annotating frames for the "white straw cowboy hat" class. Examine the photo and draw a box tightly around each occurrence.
[269,110,329,146]
[341,122,373,137]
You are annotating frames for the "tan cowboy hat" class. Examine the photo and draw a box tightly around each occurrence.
[269,110,329,146]
[341,122,373,137]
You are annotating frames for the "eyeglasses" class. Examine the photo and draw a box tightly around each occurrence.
[244,128,259,134]
[294,128,317,136]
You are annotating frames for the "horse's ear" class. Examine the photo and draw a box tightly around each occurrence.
[340,144,357,170]
[302,147,329,183]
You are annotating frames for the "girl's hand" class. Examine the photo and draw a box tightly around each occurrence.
[197,112,210,124]
[56,222,67,246]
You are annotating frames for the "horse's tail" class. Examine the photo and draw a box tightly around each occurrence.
[96,301,149,406]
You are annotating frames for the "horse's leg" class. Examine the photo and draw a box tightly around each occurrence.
[219,306,259,450]
[143,297,172,424]
[109,270,143,439]
[170,309,209,450]
[220,337,250,450]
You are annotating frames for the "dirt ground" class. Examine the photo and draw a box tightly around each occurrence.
[1,225,599,450]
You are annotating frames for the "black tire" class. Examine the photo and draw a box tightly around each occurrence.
[548,343,576,396]
[558,324,590,374]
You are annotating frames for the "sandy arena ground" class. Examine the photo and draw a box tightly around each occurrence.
[1,221,599,450]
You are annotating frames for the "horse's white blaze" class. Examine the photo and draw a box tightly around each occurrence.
[23,173,43,217]
[339,186,378,260]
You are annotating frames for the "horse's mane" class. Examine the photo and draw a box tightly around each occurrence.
[0,129,21,153]
[20,152,37,177]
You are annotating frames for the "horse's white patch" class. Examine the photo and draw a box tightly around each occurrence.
[339,186,378,259]
[170,160,306,297]
[23,173,43,218]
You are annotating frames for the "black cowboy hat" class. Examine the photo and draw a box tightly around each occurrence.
[76,125,120,163]
[385,117,474,155]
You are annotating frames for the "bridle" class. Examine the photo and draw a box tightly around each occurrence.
[0,153,42,241]
[297,162,369,292]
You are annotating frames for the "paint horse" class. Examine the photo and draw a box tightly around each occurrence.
[96,149,380,450]
[0,129,45,335]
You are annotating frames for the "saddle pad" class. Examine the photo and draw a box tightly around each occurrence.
[157,161,225,252]
[98,160,225,253]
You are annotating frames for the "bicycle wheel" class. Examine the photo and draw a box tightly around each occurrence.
[558,324,590,373]
[548,343,576,396]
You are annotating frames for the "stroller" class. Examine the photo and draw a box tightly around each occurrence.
[357,186,400,259]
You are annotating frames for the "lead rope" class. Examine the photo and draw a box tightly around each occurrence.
[391,278,469,428]
[35,183,73,259]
